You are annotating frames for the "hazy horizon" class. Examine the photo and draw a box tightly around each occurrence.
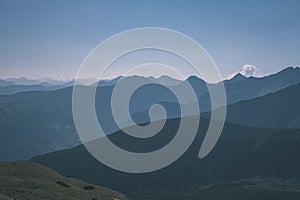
[1,65,299,83]
[1,1,300,80]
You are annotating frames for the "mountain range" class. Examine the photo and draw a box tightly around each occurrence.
[215,83,300,129]
[31,118,300,199]
[1,66,300,199]
[0,67,300,161]
[0,77,69,95]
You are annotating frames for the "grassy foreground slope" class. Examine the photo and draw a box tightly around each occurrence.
[0,161,128,200]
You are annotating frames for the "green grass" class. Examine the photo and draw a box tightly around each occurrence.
[0,161,129,200]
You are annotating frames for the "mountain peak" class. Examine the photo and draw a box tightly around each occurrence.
[279,66,300,73]
[187,75,204,82]
[231,73,247,81]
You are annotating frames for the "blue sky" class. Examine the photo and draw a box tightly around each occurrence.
[0,0,299,80]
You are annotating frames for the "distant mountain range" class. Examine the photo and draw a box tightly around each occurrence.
[3,77,67,86]
[0,79,15,87]
[0,88,79,161]
[222,66,300,104]
[215,83,300,129]
[0,67,300,161]
[0,84,66,95]
[1,66,300,97]
[1,66,300,199]
[0,77,71,95]
[0,161,128,200]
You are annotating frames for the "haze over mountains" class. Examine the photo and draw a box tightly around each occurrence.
[0,67,300,161]
[0,77,70,95]
[217,83,300,129]
[1,66,300,199]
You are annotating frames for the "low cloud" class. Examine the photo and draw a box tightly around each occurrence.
[228,64,260,79]
[240,64,260,77]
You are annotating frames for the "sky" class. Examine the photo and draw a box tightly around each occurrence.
[0,0,299,80]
